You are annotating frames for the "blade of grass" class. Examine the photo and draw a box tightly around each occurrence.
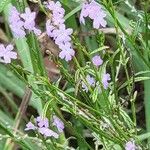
[143,1,150,146]
[0,0,11,13]
[0,64,25,98]
[0,86,18,113]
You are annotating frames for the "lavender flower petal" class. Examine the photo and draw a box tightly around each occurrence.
[80,0,107,29]
[53,115,64,133]
[21,7,41,35]
[45,1,75,61]
[38,127,59,138]
[82,75,95,92]
[8,6,26,38]
[102,73,111,89]
[92,55,103,67]
[125,141,136,150]
[0,44,17,64]
[25,122,36,131]
[36,116,49,128]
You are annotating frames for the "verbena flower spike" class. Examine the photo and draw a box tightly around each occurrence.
[45,1,75,61]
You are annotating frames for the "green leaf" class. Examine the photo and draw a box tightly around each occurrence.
[0,110,13,125]
[0,64,25,98]
[64,4,82,20]
[119,76,150,90]
[0,0,11,13]
[138,132,150,141]
[91,86,99,103]
[90,46,109,55]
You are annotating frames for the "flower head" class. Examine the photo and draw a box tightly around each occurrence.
[52,13,65,26]
[21,8,36,30]
[45,1,65,17]
[25,122,36,131]
[59,42,75,61]
[21,7,41,35]
[125,141,136,150]
[9,6,26,38]
[82,75,95,92]
[53,115,64,133]
[45,1,65,26]
[25,115,64,139]
[38,127,59,138]
[45,1,75,61]
[59,48,75,61]
[102,73,111,89]
[9,6,20,23]
[53,25,73,45]
[80,2,89,24]
[92,55,103,67]
[0,44,17,64]
[46,20,55,37]
[36,116,49,128]
[9,6,41,37]
[80,0,107,29]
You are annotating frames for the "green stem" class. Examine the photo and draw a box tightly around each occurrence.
[143,1,150,147]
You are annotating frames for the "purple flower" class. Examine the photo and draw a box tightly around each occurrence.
[9,6,26,38]
[45,1,75,61]
[38,127,59,138]
[82,75,95,92]
[25,116,63,139]
[93,13,107,29]
[36,116,49,128]
[33,28,41,36]
[80,2,90,24]
[80,0,107,29]
[46,20,55,37]
[45,1,65,17]
[52,13,65,26]
[81,73,110,92]
[53,25,73,45]
[0,44,17,64]
[21,7,41,35]
[59,48,75,61]
[53,116,64,133]
[9,6,41,37]
[9,22,26,38]
[125,141,136,150]
[45,1,65,26]
[59,42,75,61]
[25,122,36,131]
[102,73,111,89]
[8,6,20,23]
[92,55,103,67]
[21,8,36,30]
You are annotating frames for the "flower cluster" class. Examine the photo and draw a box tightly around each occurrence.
[25,115,64,138]
[45,1,75,61]
[9,6,41,38]
[80,0,107,29]
[82,54,110,92]
[0,44,17,64]
[82,73,111,92]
